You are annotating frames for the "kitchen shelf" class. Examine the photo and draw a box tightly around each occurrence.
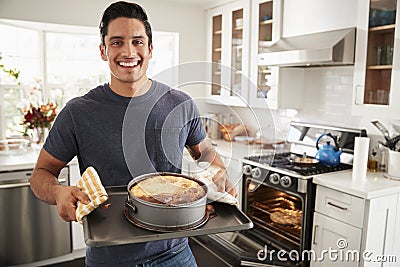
[214,30,222,35]
[260,19,273,25]
[214,48,222,52]
[369,24,395,32]
[367,65,393,70]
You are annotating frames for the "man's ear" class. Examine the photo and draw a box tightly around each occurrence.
[99,44,108,61]
[148,43,153,59]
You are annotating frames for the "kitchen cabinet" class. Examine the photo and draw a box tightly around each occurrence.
[281,0,357,38]
[207,0,250,107]
[311,185,399,267]
[352,0,400,119]
[207,0,304,110]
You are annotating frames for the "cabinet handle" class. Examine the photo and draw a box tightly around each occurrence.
[354,85,364,105]
[313,225,319,245]
[327,201,348,211]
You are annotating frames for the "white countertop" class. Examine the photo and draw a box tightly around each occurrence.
[0,147,78,172]
[313,170,400,199]
[0,149,39,172]
[212,139,272,160]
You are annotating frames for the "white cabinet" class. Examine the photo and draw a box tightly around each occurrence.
[248,0,305,109]
[207,0,250,107]
[207,0,305,110]
[282,0,358,37]
[312,212,362,267]
[352,0,400,119]
[311,186,399,267]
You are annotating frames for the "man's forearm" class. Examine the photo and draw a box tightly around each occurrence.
[30,167,63,205]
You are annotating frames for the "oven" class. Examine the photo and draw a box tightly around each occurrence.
[194,161,316,267]
[192,122,366,267]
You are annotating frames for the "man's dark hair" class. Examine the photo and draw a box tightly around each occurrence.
[99,1,152,47]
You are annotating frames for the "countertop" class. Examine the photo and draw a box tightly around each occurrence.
[313,170,400,199]
[0,139,256,172]
[212,139,273,159]
[0,147,78,172]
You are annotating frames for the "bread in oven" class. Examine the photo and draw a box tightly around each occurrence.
[130,175,206,205]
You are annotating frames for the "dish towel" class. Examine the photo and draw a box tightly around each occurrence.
[192,162,238,206]
[75,167,109,224]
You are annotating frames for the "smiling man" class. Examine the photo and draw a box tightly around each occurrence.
[30,1,236,266]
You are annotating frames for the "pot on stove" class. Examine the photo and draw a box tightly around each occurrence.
[315,133,342,166]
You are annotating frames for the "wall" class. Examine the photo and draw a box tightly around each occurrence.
[0,0,207,64]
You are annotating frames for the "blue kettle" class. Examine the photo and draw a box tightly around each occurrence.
[315,133,342,166]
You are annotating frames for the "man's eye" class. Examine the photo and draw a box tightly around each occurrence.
[133,40,144,45]
[111,41,121,46]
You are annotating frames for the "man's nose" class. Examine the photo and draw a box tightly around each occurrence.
[123,43,137,57]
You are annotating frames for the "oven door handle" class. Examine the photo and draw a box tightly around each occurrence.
[327,201,348,211]
[0,178,67,189]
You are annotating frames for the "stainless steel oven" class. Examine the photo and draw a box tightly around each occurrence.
[192,122,367,267]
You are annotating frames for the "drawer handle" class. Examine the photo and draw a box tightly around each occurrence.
[313,225,319,245]
[327,201,348,211]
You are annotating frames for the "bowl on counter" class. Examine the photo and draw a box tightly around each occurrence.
[0,139,30,156]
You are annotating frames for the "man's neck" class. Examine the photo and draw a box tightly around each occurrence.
[109,79,152,97]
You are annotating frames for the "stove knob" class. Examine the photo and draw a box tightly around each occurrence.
[242,165,252,175]
[251,167,262,179]
[280,176,292,188]
[269,173,280,184]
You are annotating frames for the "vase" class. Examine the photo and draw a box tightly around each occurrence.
[31,127,49,149]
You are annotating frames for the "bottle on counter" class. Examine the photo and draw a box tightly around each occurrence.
[378,145,388,172]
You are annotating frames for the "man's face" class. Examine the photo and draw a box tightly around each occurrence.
[100,17,153,87]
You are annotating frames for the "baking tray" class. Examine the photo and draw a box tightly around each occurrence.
[83,186,253,247]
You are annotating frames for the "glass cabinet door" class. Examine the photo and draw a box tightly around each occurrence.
[230,8,244,96]
[254,0,274,101]
[364,0,397,105]
[211,15,222,96]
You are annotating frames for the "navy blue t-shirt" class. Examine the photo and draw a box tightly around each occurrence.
[44,80,206,266]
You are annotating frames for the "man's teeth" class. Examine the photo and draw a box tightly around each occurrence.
[119,62,138,67]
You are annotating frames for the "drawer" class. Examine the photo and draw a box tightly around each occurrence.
[315,186,365,228]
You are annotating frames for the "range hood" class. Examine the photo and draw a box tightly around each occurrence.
[258,28,356,67]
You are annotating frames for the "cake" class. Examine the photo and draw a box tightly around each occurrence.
[130,175,206,205]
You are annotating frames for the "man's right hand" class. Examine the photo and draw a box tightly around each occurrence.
[53,185,90,222]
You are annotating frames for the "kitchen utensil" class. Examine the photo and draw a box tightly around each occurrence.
[290,152,319,166]
[371,120,390,141]
[387,134,400,151]
[126,172,208,231]
[83,186,253,247]
[315,133,342,166]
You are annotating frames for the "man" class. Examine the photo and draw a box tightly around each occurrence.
[30,1,236,266]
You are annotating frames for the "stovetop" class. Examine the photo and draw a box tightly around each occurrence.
[244,152,352,176]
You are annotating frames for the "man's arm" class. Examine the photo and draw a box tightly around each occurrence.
[186,138,237,197]
[30,149,90,222]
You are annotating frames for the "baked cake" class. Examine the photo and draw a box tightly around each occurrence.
[130,175,206,205]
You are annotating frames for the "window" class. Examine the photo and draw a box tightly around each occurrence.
[0,19,179,138]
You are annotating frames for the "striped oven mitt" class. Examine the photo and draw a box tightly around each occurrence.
[75,167,109,224]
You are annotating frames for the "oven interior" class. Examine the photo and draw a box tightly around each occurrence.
[243,179,304,254]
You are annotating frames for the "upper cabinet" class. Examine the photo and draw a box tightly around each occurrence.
[248,0,304,109]
[207,1,250,106]
[281,0,358,37]
[353,0,400,118]
[207,0,304,109]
